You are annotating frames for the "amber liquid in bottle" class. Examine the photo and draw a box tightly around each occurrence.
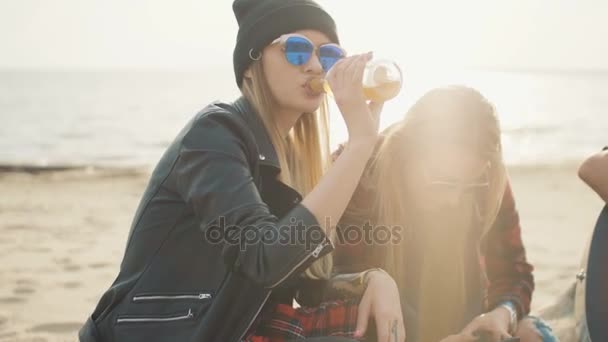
[308,59,402,102]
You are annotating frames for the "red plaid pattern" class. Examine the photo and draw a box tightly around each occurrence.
[244,299,361,342]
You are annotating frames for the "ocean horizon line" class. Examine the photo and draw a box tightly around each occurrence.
[2,65,608,76]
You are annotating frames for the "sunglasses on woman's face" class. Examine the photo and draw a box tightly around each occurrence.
[271,34,346,72]
[427,174,490,192]
[424,163,491,194]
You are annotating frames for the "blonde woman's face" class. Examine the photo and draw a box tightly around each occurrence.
[259,30,330,114]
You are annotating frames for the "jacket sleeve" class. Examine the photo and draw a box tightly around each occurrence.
[173,112,334,289]
[482,179,535,319]
[295,216,391,305]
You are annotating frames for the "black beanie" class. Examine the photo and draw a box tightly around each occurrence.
[232,0,339,88]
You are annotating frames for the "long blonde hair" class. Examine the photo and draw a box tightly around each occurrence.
[241,60,334,279]
[343,86,508,340]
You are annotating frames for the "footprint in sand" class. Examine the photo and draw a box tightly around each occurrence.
[31,246,53,253]
[15,278,38,286]
[0,331,17,339]
[53,257,72,265]
[28,322,83,334]
[67,247,86,254]
[88,262,111,269]
[53,257,83,272]
[62,281,82,289]
[0,312,8,328]
[19,245,52,253]
[84,216,109,228]
[63,264,82,272]
[0,297,26,304]
[13,286,36,295]
[2,224,30,231]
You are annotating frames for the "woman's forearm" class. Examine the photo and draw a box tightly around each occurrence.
[301,138,376,233]
[578,149,608,203]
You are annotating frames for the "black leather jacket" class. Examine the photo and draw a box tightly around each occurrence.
[79,97,334,342]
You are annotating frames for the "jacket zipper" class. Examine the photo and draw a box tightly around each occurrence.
[311,240,329,258]
[236,240,330,341]
[116,308,194,324]
[269,240,330,288]
[132,293,211,302]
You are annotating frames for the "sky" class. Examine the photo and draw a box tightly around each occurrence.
[1,0,608,71]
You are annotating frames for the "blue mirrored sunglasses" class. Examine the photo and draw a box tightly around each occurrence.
[271,34,346,72]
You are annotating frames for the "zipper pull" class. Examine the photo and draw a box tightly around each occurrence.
[311,240,329,258]
[199,293,212,299]
[187,309,194,318]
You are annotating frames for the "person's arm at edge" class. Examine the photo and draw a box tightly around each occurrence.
[578,147,608,203]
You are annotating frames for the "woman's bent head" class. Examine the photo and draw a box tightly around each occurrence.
[346,85,508,340]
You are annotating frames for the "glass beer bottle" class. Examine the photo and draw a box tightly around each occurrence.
[308,59,403,102]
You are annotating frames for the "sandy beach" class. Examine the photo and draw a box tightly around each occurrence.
[0,163,604,341]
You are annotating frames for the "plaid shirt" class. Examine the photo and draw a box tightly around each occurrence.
[244,299,361,342]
